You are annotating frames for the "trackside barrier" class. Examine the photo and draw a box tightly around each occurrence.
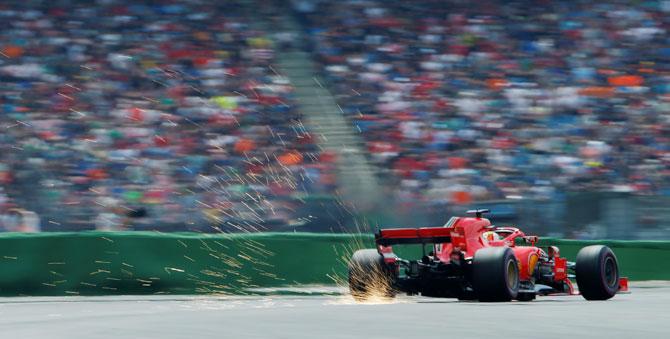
[0,232,667,296]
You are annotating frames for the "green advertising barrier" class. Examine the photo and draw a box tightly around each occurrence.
[0,232,368,296]
[0,232,668,296]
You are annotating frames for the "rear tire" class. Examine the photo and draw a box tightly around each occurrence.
[473,247,519,302]
[348,249,395,301]
[575,245,619,300]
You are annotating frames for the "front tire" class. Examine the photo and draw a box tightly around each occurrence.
[473,247,519,302]
[348,249,395,301]
[575,245,619,300]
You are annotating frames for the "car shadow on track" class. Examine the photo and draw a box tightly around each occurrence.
[415,298,580,304]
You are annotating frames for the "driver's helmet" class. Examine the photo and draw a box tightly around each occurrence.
[482,231,502,244]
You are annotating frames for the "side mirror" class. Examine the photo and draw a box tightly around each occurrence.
[525,236,539,246]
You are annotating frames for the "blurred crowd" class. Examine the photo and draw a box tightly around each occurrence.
[300,0,670,208]
[1,0,669,232]
[0,0,337,232]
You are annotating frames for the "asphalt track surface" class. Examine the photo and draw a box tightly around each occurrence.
[1,283,668,339]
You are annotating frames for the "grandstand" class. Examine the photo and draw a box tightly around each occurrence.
[0,0,668,238]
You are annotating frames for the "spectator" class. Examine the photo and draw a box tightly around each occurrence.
[0,207,41,232]
[301,0,669,209]
[0,0,335,231]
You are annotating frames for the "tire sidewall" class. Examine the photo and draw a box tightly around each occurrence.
[503,253,520,296]
[598,250,619,295]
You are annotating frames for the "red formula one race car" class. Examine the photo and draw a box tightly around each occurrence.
[349,209,628,302]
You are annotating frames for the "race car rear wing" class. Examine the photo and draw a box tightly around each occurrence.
[375,227,459,246]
